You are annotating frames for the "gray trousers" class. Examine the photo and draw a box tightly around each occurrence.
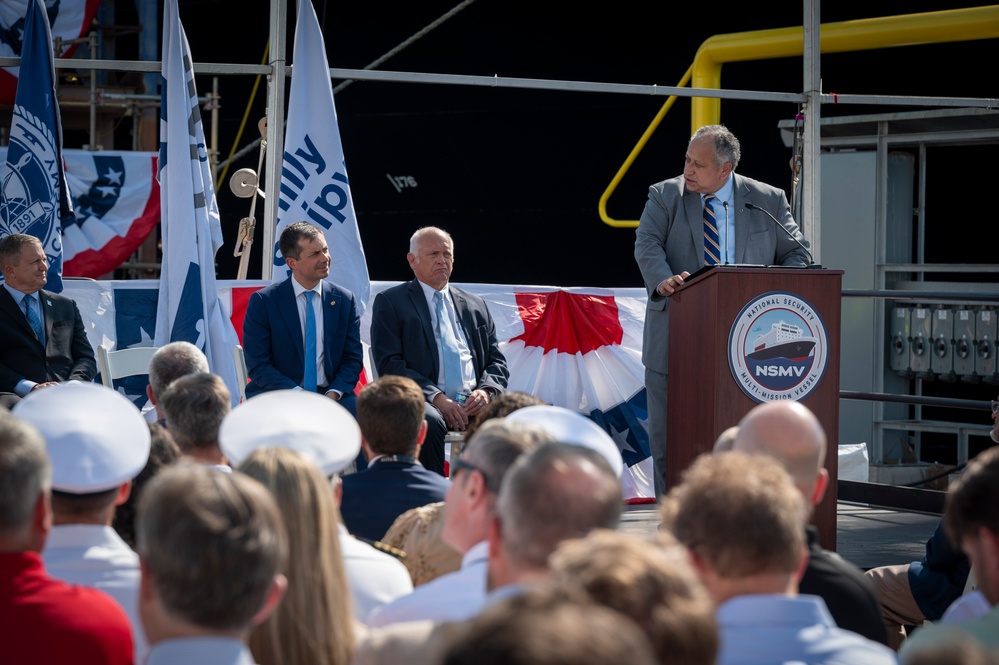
[645,367,668,500]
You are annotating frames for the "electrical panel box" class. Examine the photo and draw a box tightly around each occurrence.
[889,307,911,374]
[930,307,955,380]
[909,307,932,377]
[975,309,997,382]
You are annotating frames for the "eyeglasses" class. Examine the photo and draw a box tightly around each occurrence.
[450,457,495,492]
[992,400,999,414]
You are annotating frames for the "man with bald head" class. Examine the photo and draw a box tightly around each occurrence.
[370,227,509,475]
[732,400,888,644]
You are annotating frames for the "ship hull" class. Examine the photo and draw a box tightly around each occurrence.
[748,338,817,361]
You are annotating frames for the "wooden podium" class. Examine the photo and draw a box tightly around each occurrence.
[666,266,843,550]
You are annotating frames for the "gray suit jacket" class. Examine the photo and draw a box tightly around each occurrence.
[634,173,809,374]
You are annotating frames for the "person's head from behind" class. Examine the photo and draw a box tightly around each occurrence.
[159,372,231,460]
[462,391,544,442]
[0,414,51,552]
[732,400,829,510]
[943,446,999,605]
[712,425,739,453]
[407,226,454,291]
[660,451,808,604]
[488,441,622,589]
[548,529,719,665]
[356,375,426,457]
[136,463,287,641]
[147,341,209,406]
[238,446,355,665]
[279,222,329,288]
[441,583,658,665]
[442,419,552,553]
[113,422,182,549]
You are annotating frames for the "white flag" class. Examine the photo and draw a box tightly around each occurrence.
[274,0,370,315]
[154,0,241,405]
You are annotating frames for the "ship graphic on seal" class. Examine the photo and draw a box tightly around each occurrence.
[747,320,817,362]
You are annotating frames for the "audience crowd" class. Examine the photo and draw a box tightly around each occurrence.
[1,246,996,664]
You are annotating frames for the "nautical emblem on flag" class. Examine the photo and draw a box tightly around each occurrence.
[728,291,829,403]
[0,108,63,261]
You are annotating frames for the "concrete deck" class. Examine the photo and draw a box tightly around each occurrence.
[619,501,940,571]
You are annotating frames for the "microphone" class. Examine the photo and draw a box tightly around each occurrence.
[743,202,819,268]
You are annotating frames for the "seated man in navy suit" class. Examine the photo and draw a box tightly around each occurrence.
[0,234,96,410]
[370,227,508,475]
[339,375,451,543]
[242,222,363,414]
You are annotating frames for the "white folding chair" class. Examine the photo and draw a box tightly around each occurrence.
[234,344,249,402]
[96,345,159,388]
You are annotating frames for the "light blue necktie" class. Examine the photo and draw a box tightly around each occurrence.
[703,194,720,266]
[303,290,317,392]
[435,290,463,397]
[22,295,45,347]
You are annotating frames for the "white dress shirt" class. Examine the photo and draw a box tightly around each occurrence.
[291,278,329,389]
[339,524,414,624]
[416,280,475,398]
[42,524,148,664]
[367,540,488,627]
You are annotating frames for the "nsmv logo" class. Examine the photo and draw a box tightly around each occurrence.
[728,291,828,403]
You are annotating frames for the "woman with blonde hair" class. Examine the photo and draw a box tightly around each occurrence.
[238,446,361,665]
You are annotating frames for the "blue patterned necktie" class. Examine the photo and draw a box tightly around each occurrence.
[303,290,317,392]
[22,295,45,346]
[435,290,463,398]
[703,194,720,266]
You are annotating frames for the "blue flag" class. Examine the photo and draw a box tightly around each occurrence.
[154,0,241,405]
[274,0,370,315]
[0,0,74,293]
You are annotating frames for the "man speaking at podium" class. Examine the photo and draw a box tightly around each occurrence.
[634,124,809,500]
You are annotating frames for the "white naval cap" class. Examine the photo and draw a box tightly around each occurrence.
[505,404,624,476]
[219,389,361,476]
[12,382,151,493]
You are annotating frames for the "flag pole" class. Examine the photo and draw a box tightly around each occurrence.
[261,0,288,280]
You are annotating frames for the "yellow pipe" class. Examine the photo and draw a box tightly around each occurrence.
[692,5,999,132]
[598,67,693,228]
[598,6,999,228]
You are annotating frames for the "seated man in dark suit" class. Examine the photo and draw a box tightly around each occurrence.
[242,221,363,414]
[370,226,508,475]
[0,234,96,409]
[339,375,451,543]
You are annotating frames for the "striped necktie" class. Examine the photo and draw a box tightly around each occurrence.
[703,194,720,266]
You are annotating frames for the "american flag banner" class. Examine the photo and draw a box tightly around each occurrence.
[62,150,160,278]
[0,147,160,279]
[0,0,74,293]
[0,0,101,105]
[63,279,653,501]
[0,148,161,279]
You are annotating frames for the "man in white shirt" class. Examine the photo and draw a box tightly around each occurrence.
[14,382,152,664]
[367,419,548,626]
[661,451,897,665]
